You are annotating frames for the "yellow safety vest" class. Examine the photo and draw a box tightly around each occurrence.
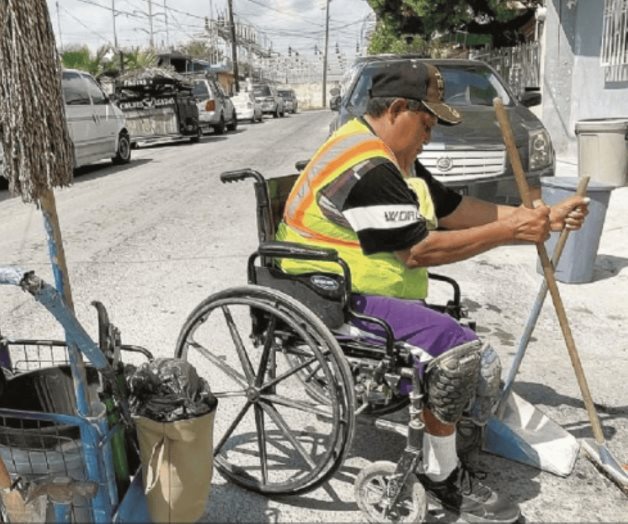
[276,119,437,300]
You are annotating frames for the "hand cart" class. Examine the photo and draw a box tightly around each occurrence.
[0,267,154,523]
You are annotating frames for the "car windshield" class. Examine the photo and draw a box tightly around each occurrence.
[253,86,271,97]
[277,90,292,99]
[347,61,513,115]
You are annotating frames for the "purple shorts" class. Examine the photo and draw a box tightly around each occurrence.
[349,294,478,383]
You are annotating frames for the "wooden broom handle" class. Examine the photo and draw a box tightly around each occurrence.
[493,97,605,444]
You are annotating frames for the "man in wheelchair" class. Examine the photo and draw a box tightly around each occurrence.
[275,61,589,522]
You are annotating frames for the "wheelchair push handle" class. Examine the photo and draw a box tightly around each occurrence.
[220,168,265,185]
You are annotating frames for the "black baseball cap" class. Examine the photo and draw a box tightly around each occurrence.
[369,61,462,126]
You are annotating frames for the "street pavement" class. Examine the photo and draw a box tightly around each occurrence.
[0,110,626,521]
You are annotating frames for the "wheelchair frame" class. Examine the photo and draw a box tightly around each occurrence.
[173,166,475,512]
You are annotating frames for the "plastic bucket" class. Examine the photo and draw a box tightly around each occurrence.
[537,176,614,283]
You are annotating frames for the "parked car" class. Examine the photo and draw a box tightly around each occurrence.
[1,68,131,174]
[192,76,237,134]
[278,88,298,114]
[252,84,285,118]
[232,91,263,123]
[330,56,555,203]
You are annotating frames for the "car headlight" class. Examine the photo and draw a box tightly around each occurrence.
[529,129,553,170]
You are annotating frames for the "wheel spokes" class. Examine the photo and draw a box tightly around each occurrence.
[255,316,277,388]
[254,405,269,484]
[187,338,247,387]
[260,401,316,470]
[260,355,319,391]
[222,305,256,383]
[261,393,332,417]
[212,389,248,399]
[214,400,252,455]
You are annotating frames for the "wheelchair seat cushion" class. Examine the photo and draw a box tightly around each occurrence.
[254,266,346,329]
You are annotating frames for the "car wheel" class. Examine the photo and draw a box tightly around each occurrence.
[112,132,131,165]
[273,107,279,118]
[214,115,225,134]
[190,127,202,143]
[227,111,237,131]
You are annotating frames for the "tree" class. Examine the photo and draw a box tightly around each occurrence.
[366,0,542,51]
[120,47,159,70]
[62,44,117,75]
[178,39,224,63]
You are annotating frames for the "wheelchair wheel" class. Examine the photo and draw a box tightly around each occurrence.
[355,461,427,523]
[175,285,356,495]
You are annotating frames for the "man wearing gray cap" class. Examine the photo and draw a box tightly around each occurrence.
[277,60,588,522]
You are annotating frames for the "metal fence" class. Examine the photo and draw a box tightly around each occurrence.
[471,41,540,95]
[601,0,628,81]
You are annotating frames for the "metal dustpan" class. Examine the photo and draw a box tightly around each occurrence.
[484,390,580,476]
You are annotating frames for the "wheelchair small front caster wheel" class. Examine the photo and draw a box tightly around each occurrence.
[354,460,427,523]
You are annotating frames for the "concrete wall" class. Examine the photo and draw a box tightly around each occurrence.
[286,82,341,111]
[543,0,628,158]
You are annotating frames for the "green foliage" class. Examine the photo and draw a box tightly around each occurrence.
[367,20,428,56]
[177,39,223,62]
[121,48,158,70]
[61,46,158,76]
[61,45,120,75]
[366,0,542,50]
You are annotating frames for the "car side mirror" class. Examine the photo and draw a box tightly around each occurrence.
[329,95,341,112]
[519,89,542,107]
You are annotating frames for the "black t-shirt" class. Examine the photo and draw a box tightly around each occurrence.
[318,156,462,255]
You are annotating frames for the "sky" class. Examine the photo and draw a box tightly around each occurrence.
[46,0,376,60]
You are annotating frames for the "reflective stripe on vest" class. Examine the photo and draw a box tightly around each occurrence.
[277,119,435,300]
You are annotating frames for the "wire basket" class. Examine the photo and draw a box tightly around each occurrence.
[0,339,101,522]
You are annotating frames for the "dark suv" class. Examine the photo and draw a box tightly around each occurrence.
[330,55,555,202]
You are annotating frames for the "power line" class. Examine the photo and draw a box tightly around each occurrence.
[60,4,112,44]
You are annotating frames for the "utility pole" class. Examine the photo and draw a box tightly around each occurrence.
[163,0,170,48]
[227,0,239,93]
[55,1,64,52]
[322,0,331,108]
[112,0,119,49]
[147,0,155,48]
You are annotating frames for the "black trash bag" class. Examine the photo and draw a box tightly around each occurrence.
[127,358,217,422]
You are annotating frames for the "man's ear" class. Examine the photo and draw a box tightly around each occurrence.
[388,98,407,123]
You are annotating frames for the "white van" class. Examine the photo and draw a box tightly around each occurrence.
[0,69,130,172]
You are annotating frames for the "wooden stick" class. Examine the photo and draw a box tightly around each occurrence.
[493,97,605,445]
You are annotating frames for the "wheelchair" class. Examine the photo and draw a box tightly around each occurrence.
[174,167,476,521]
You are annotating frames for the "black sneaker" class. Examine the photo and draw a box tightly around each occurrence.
[418,466,520,523]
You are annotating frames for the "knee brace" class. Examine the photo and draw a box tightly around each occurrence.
[465,343,502,425]
[424,340,482,425]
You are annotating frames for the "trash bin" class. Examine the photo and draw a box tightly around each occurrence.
[537,176,614,283]
[575,118,628,187]
[128,358,217,523]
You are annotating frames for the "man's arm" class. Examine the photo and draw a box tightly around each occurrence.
[395,203,551,267]
[395,194,589,268]
[438,195,589,232]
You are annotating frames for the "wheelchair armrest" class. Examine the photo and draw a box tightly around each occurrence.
[427,272,461,306]
[258,241,338,262]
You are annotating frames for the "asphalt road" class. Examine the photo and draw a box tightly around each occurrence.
[0,110,626,522]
